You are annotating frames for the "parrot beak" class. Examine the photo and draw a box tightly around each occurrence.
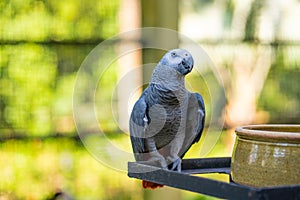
[181,58,193,75]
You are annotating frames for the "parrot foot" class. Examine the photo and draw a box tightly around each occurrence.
[139,153,168,170]
[170,157,182,172]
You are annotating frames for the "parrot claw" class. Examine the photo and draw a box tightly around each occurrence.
[170,158,182,172]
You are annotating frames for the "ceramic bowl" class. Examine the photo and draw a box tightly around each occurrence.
[231,124,300,187]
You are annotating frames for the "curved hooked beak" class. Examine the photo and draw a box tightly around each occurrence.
[181,58,193,75]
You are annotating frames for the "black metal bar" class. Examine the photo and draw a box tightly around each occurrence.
[128,161,259,199]
[128,158,300,200]
[182,157,231,174]
[258,185,300,200]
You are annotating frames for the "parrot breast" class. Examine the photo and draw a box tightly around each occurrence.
[144,84,184,151]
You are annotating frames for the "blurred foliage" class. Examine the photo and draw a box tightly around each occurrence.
[181,0,300,124]
[0,43,97,136]
[243,0,265,41]
[0,0,120,137]
[258,45,300,123]
[0,44,57,136]
[0,132,229,200]
[0,0,300,199]
[0,0,119,42]
[0,137,144,200]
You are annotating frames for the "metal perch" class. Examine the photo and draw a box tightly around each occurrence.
[128,157,300,200]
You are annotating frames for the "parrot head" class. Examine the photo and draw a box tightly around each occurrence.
[159,49,194,76]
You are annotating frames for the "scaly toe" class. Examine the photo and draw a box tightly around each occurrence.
[170,158,182,172]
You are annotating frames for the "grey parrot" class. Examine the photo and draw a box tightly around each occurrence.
[129,49,205,188]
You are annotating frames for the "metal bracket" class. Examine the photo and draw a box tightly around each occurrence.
[128,157,300,200]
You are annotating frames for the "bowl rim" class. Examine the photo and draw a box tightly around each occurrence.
[235,124,300,142]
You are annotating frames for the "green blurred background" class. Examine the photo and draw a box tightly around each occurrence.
[0,0,299,199]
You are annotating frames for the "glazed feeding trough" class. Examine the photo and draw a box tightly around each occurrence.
[231,124,300,187]
[128,124,300,199]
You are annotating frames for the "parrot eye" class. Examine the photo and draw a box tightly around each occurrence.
[185,53,188,56]
[171,52,176,57]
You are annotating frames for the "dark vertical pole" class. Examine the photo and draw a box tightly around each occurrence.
[141,1,181,199]
[141,0,179,83]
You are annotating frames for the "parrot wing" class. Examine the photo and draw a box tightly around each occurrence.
[179,92,205,158]
[191,92,206,143]
[129,94,148,160]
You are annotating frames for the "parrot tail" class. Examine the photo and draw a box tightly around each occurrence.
[142,180,164,189]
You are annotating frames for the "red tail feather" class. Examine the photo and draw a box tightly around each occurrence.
[142,180,164,189]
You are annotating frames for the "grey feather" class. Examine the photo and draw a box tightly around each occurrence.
[179,92,205,158]
[129,49,205,171]
[129,95,147,155]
